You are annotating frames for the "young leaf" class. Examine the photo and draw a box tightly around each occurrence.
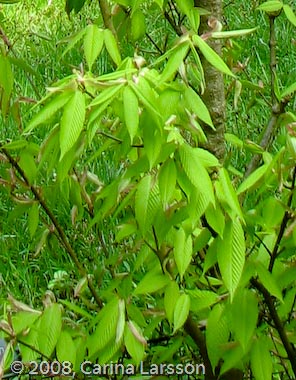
[251,337,272,380]
[89,84,124,107]
[38,304,62,357]
[206,304,229,370]
[56,331,76,367]
[83,24,104,71]
[158,159,177,208]
[25,92,72,133]
[88,298,119,357]
[173,293,190,333]
[237,164,269,195]
[123,85,139,142]
[164,281,179,324]
[192,35,235,77]
[124,321,145,365]
[174,227,192,280]
[283,4,296,26]
[116,299,126,343]
[160,42,189,83]
[135,175,151,236]
[256,0,283,14]
[217,218,245,301]
[60,91,85,159]
[187,289,218,312]
[130,9,146,41]
[28,203,39,238]
[104,29,121,66]
[211,27,257,39]
[184,87,214,128]
[231,289,258,351]
[134,269,170,295]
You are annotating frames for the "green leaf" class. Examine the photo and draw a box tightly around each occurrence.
[179,144,215,205]
[211,27,257,39]
[173,293,190,333]
[135,175,151,236]
[124,321,146,365]
[60,91,85,159]
[38,304,62,357]
[56,331,76,367]
[216,168,244,220]
[25,92,72,133]
[134,269,170,295]
[175,0,194,17]
[83,24,104,71]
[104,29,121,66]
[123,85,139,142]
[88,297,119,356]
[19,150,37,184]
[281,81,296,98]
[164,281,179,324]
[12,311,41,335]
[187,289,218,312]
[89,84,124,107]
[256,263,283,301]
[283,4,296,26]
[116,299,126,343]
[218,218,245,300]
[0,55,13,117]
[251,337,272,380]
[237,164,269,195]
[28,203,39,238]
[130,9,146,41]
[174,227,192,281]
[205,203,225,238]
[206,304,229,369]
[257,0,283,14]
[184,86,214,128]
[158,159,177,208]
[60,28,86,58]
[160,42,189,83]
[231,289,258,351]
[192,35,235,77]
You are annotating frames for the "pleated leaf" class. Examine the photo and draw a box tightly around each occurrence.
[218,219,245,301]
[251,337,272,380]
[123,85,139,142]
[104,29,121,66]
[193,35,234,77]
[174,227,192,281]
[60,91,85,159]
[83,24,104,71]
[173,293,190,333]
[38,304,62,357]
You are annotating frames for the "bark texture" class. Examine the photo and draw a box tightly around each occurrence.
[195,0,226,160]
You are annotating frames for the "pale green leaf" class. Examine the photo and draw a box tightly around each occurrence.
[164,281,179,324]
[217,219,245,300]
[160,42,189,83]
[83,24,104,71]
[173,293,190,333]
[179,144,215,205]
[135,175,151,235]
[237,164,269,195]
[158,159,177,207]
[134,269,170,295]
[60,28,86,58]
[231,289,258,351]
[206,304,229,369]
[211,27,257,39]
[25,92,72,133]
[123,85,139,142]
[216,168,244,220]
[116,299,126,343]
[251,337,272,380]
[257,0,283,13]
[89,84,124,107]
[283,4,296,26]
[174,227,192,280]
[281,81,296,98]
[56,331,76,367]
[256,263,283,301]
[175,0,194,17]
[130,9,146,41]
[124,321,145,365]
[28,203,39,238]
[184,86,214,128]
[187,289,218,312]
[38,304,62,357]
[192,34,235,77]
[60,91,85,159]
[88,298,119,356]
[104,29,121,66]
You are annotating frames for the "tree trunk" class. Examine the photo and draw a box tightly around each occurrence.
[195,0,226,160]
